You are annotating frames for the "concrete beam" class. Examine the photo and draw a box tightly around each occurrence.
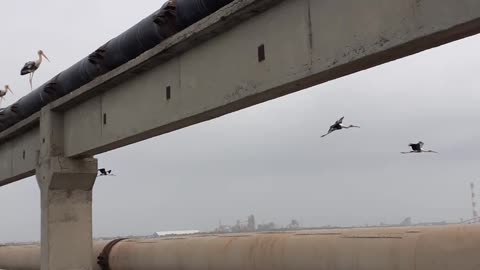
[57,0,480,158]
[1,0,480,184]
[0,0,282,186]
[0,113,39,187]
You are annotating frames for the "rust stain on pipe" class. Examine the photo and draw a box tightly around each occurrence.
[1,225,480,270]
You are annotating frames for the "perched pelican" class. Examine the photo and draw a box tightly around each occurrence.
[20,50,50,90]
[321,116,360,138]
[0,85,13,105]
[98,168,115,177]
[401,141,438,154]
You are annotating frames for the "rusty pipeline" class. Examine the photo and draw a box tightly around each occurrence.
[1,224,480,270]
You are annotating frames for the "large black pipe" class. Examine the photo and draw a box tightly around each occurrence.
[0,0,233,133]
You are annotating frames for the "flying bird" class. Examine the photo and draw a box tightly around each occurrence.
[0,85,13,105]
[20,50,50,90]
[98,168,115,177]
[401,141,438,154]
[321,116,360,138]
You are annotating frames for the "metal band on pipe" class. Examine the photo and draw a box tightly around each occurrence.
[97,238,128,270]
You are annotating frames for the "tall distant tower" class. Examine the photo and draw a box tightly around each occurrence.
[471,182,478,223]
[247,215,256,231]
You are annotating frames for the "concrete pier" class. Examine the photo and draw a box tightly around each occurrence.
[36,107,98,270]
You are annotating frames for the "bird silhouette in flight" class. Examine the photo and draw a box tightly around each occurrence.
[401,141,438,154]
[98,168,116,177]
[321,116,360,138]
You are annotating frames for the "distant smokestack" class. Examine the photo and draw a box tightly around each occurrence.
[471,182,478,222]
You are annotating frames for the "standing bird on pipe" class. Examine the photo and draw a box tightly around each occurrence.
[321,116,360,138]
[0,85,13,105]
[401,141,438,154]
[20,50,50,90]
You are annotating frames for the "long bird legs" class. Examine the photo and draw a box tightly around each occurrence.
[20,50,50,90]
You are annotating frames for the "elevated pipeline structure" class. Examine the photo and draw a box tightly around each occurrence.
[0,0,234,132]
[1,224,480,270]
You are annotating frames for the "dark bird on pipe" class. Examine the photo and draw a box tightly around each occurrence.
[20,50,50,90]
[98,168,115,177]
[321,116,360,138]
[401,141,438,154]
[0,85,13,105]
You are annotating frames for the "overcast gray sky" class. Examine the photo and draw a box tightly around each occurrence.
[0,1,479,243]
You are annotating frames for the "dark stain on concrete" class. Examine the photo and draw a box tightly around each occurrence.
[225,81,259,103]
[375,36,390,47]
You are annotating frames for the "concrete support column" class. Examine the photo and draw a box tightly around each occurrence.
[36,106,98,270]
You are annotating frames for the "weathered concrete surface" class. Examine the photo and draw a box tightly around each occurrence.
[36,156,98,270]
[36,107,98,270]
[0,0,282,187]
[1,0,480,185]
[0,113,39,187]
[2,225,480,270]
[60,0,480,158]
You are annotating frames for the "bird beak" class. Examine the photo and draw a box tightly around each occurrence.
[41,52,50,62]
[7,86,13,94]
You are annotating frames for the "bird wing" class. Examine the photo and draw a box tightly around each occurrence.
[20,61,37,75]
[99,168,106,175]
[335,117,344,125]
[409,143,422,151]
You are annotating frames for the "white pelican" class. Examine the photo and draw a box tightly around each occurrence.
[20,50,50,90]
[0,85,13,105]
[98,168,115,177]
[401,141,438,154]
[321,116,360,138]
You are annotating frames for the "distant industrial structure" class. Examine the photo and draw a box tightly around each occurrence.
[470,182,479,223]
[214,215,301,233]
[215,215,257,233]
